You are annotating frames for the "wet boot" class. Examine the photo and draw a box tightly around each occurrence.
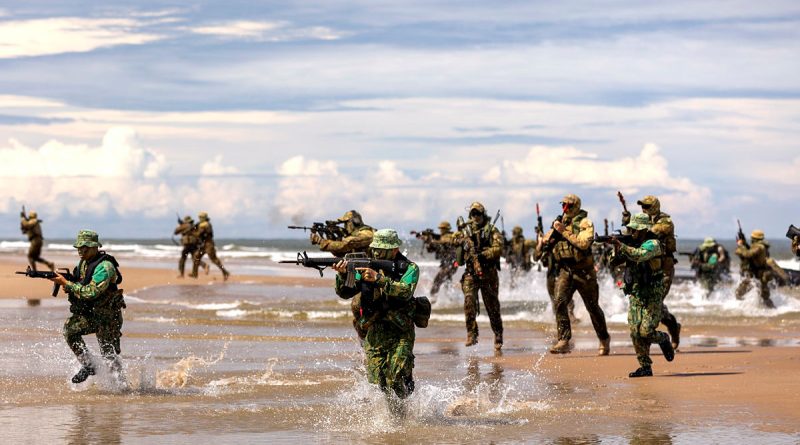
[628,367,653,378]
[465,333,478,347]
[222,268,230,282]
[549,339,572,354]
[659,335,675,362]
[71,365,95,384]
[670,322,681,351]
[494,333,503,351]
[597,338,610,356]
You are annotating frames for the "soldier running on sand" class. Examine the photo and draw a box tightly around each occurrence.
[20,209,55,272]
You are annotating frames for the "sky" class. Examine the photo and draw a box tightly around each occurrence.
[0,1,797,240]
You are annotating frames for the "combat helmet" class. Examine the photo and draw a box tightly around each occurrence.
[198,211,209,221]
[369,228,402,249]
[73,229,102,248]
[512,226,523,236]
[751,229,765,240]
[468,202,487,216]
[183,215,194,223]
[637,195,661,215]
[560,194,582,217]
[29,211,38,219]
[626,213,653,231]
[438,221,452,232]
[338,210,364,226]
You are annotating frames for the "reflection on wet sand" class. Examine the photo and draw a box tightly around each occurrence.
[66,404,122,445]
[627,421,673,445]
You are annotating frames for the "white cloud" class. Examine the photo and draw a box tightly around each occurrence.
[188,20,345,41]
[0,17,164,58]
[201,155,239,176]
[277,156,338,176]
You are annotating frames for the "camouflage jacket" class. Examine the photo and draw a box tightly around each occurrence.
[427,232,456,262]
[174,222,201,246]
[320,225,375,256]
[454,222,504,273]
[507,235,535,268]
[196,220,215,246]
[334,252,419,332]
[547,210,594,269]
[65,253,124,315]
[20,217,43,241]
[617,239,663,296]
[735,240,769,274]
[623,211,676,254]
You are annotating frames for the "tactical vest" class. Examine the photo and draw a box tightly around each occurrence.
[475,223,502,271]
[356,252,416,331]
[552,211,592,268]
[622,239,663,294]
[652,212,677,254]
[198,222,214,242]
[69,252,125,315]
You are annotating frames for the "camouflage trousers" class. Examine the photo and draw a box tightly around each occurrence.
[461,270,503,342]
[63,310,123,365]
[27,238,54,272]
[659,258,680,337]
[628,284,668,368]
[546,269,575,320]
[364,320,415,399]
[553,266,609,342]
[735,271,774,306]
[192,241,227,277]
[430,262,458,295]
[179,245,206,277]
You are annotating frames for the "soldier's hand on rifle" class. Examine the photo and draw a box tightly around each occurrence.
[49,272,68,287]
[611,237,622,248]
[356,267,379,282]
[736,238,744,247]
[553,220,565,233]
[310,233,322,245]
[332,260,348,274]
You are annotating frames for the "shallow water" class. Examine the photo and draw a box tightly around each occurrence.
[2,273,799,444]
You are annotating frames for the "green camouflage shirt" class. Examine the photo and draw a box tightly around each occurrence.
[66,259,118,301]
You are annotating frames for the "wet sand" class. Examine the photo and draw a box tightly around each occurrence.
[1,257,799,442]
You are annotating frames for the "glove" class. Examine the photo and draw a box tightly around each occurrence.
[310,233,322,245]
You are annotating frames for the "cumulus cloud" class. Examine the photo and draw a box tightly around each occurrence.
[189,20,344,42]
[201,155,239,176]
[0,17,163,58]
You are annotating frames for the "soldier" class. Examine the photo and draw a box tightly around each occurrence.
[311,210,374,257]
[49,230,126,384]
[174,215,208,278]
[622,195,682,351]
[190,212,230,281]
[691,237,727,294]
[312,210,375,339]
[453,202,504,349]
[20,209,55,272]
[332,229,419,401]
[735,229,776,308]
[506,226,535,288]
[611,213,675,377]
[425,221,458,296]
[543,194,610,355]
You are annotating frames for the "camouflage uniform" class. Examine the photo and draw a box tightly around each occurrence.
[314,210,375,338]
[427,221,458,295]
[735,230,775,308]
[792,235,799,258]
[546,194,610,355]
[533,240,576,323]
[20,211,54,272]
[174,216,207,277]
[616,214,674,376]
[191,212,230,280]
[623,196,681,349]
[62,230,125,382]
[506,226,535,288]
[692,237,726,293]
[334,229,419,399]
[454,202,504,349]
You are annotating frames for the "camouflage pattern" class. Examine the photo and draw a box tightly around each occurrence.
[618,238,669,368]
[174,218,207,277]
[455,202,504,346]
[735,238,775,307]
[319,225,375,257]
[63,252,124,367]
[793,235,800,258]
[533,245,577,322]
[20,214,54,272]
[506,228,535,288]
[693,238,727,293]
[623,196,680,346]
[370,228,402,249]
[73,230,103,248]
[545,199,609,344]
[191,214,230,280]
[427,227,457,296]
[334,251,419,398]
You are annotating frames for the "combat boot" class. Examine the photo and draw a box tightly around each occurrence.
[658,335,675,362]
[222,268,231,281]
[465,334,478,347]
[71,365,95,384]
[549,339,572,354]
[494,333,503,351]
[669,322,681,351]
[628,367,653,378]
[597,338,610,356]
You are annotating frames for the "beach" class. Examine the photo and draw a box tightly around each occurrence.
[1,245,799,444]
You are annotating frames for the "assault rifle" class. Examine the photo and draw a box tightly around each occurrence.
[535,203,544,237]
[593,231,636,246]
[786,224,800,241]
[279,252,410,287]
[410,229,440,241]
[736,219,749,249]
[288,220,346,241]
[16,266,76,297]
[617,191,628,214]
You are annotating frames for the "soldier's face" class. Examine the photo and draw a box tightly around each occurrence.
[77,246,99,261]
[641,204,657,217]
[371,248,397,260]
[469,210,484,225]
